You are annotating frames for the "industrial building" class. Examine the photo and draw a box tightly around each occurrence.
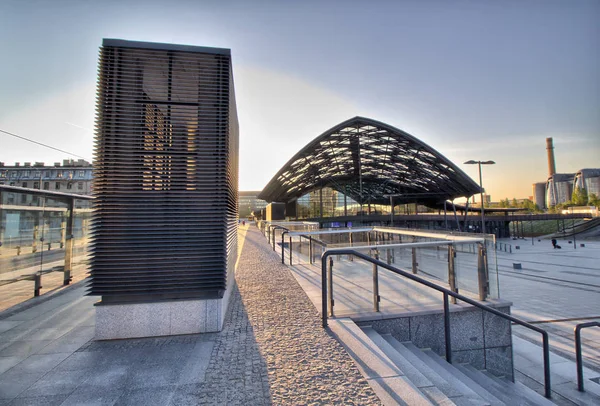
[574,169,600,198]
[533,138,599,208]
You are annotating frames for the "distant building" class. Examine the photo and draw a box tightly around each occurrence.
[573,169,600,198]
[238,191,267,218]
[546,173,575,207]
[532,182,546,209]
[0,159,92,201]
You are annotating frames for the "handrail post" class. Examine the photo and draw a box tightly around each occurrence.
[321,253,328,328]
[289,235,293,265]
[574,322,600,392]
[448,244,457,304]
[444,292,452,363]
[576,324,584,392]
[477,243,488,301]
[373,251,380,312]
[328,257,334,317]
[34,272,42,297]
[412,247,418,274]
[309,236,313,264]
[542,331,552,398]
[281,231,287,264]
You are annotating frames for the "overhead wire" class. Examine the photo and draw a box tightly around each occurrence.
[0,128,90,160]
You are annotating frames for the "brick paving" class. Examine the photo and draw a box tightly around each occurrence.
[186,224,379,405]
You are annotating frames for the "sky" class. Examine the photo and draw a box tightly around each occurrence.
[0,0,598,202]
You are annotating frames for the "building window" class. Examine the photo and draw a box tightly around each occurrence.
[9,182,15,186]
[11,171,17,178]
[43,182,49,190]
[67,182,73,190]
[34,171,41,178]
[21,194,27,204]
[55,182,61,190]
[33,181,40,189]
[78,170,85,178]
[57,171,64,178]
[23,170,30,177]
[22,182,28,188]
[78,182,84,190]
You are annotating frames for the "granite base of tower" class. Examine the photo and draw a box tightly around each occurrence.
[95,275,236,340]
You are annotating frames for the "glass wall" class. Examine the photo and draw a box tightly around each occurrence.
[0,188,91,311]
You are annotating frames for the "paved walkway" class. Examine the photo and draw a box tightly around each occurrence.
[0,225,379,405]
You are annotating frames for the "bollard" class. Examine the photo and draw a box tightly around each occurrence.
[34,273,42,297]
[513,263,522,270]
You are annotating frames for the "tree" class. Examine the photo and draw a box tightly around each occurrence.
[572,187,589,206]
[511,198,518,208]
[588,193,600,208]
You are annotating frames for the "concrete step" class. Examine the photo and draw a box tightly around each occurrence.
[382,335,467,401]
[420,350,505,406]
[455,364,523,405]
[328,318,433,405]
[483,372,558,406]
[457,363,555,406]
[362,327,455,406]
[512,335,600,404]
[406,345,490,406]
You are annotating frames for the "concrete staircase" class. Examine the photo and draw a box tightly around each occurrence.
[329,318,557,405]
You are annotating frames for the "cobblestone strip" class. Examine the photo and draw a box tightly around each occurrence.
[196,226,381,405]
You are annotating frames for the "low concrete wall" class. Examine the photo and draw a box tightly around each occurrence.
[356,301,514,380]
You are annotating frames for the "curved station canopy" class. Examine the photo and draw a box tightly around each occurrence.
[259,117,480,206]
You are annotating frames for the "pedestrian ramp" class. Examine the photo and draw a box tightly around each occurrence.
[329,318,559,405]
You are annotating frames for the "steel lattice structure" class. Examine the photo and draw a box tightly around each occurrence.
[259,117,480,206]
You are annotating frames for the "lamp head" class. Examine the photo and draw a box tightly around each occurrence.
[481,160,496,165]
[464,160,477,165]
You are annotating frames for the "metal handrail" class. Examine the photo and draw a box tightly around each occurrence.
[268,225,289,251]
[320,249,552,398]
[575,321,600,392]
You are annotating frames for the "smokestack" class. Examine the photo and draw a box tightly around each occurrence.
[546,137,556,177]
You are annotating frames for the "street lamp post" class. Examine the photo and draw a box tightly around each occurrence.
[464,160,495,235]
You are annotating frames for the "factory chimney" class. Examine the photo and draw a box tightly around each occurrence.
[546,137,556,177]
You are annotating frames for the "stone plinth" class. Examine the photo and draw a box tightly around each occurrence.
[357,300,514,379]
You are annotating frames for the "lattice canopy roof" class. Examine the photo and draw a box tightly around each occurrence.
[259,117,480,206]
